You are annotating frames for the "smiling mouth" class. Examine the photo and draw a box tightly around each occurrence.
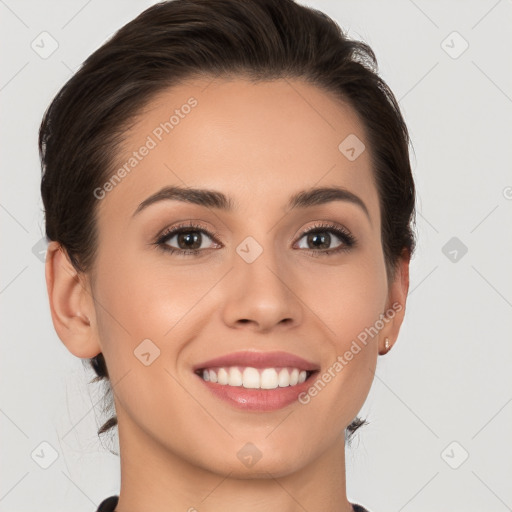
[194,366,318,389]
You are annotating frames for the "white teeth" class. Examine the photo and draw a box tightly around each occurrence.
[200,366,309,389]
[243,367,260,388]
[278,368,289,387]
[260,368,278,389]
[217,367,229,385]
[229,367,243,386]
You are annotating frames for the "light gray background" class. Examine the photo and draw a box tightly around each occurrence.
[1,1,511,511]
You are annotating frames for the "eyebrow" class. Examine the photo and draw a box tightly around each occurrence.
[132,185,371,222]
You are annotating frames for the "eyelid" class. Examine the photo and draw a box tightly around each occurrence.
[155,221,223,245]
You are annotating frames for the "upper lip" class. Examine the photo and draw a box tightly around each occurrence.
[193,350,320,372]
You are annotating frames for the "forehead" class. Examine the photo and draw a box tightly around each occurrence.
[98,77,379,223]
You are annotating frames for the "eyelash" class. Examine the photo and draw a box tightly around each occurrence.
[153,221,357,257]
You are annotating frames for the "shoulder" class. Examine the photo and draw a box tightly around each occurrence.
[95,495,119,512]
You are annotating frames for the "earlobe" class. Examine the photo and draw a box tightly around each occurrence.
[45,241,101,358]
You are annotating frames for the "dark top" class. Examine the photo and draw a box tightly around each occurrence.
[96,495,371,511]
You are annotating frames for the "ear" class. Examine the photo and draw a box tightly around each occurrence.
[45,241,101,358]
[378,248,410,355]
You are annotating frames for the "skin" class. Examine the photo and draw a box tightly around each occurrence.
[46,77,409,512]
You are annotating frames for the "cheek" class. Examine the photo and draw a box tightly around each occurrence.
[93,259,161,340]
[90,253,200,421]
[298,251,387,406]
[299,252,388,340]
[92,248,219,361]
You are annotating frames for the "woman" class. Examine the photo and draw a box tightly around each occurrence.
[39,0,416,510]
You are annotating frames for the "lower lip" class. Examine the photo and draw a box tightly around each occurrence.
[195,372,316,411]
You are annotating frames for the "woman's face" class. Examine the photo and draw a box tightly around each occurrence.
[63,78,408,477]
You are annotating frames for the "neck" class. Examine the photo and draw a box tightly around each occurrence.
[114,409,354,512]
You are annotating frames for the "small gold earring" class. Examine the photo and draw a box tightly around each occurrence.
[384,337,390,352]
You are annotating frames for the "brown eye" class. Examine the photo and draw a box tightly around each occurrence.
[160,229,217,253]
[303,231,334,250]
[154,222,221,256]
[295,223,356,256]
[173,231,204,250]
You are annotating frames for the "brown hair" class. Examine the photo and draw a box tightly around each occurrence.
[39,0,416,445]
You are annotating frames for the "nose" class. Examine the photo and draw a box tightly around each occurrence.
[220,245,303,333]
